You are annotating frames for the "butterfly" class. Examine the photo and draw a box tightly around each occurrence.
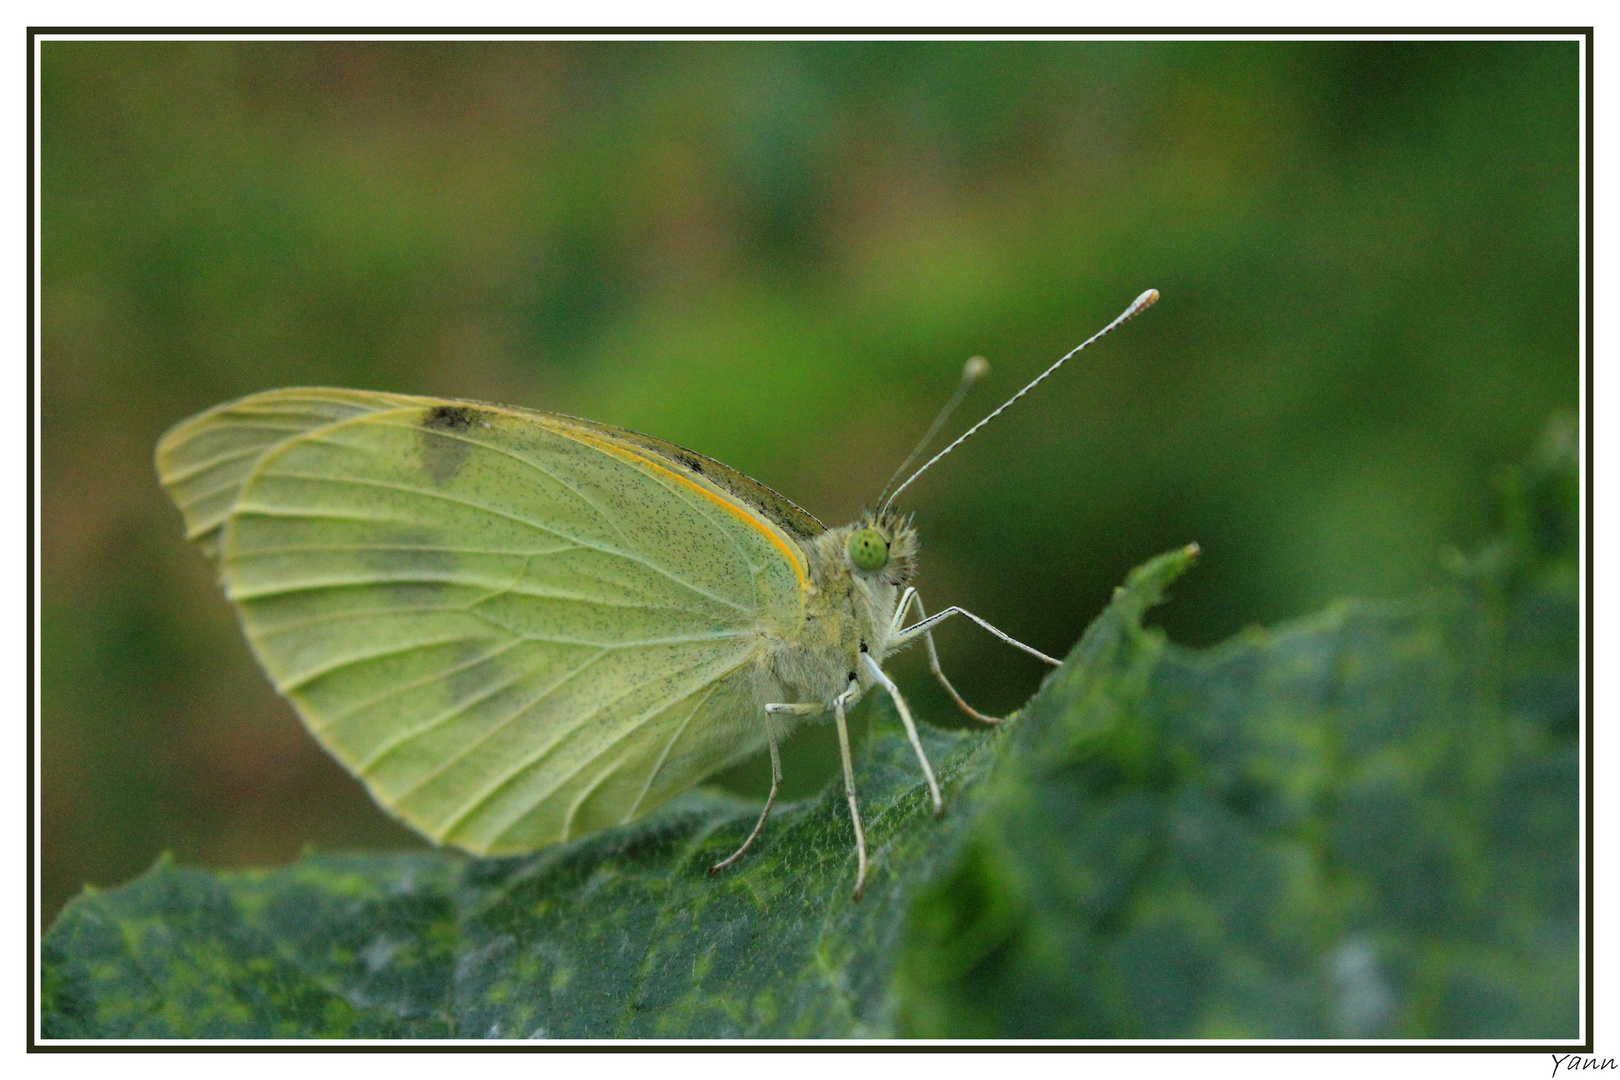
[155,289,1158,899]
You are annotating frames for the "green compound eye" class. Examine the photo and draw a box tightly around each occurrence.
[847,528,889,572]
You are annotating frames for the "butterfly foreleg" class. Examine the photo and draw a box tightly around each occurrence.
[891,604,1062,667]
[709,702,815,875]
[858,652,943,817]
[832,680,868,900]
[889,588,1001,725]
[888,586,919,637]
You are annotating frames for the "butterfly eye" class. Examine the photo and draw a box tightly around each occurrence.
[847,528,889,572]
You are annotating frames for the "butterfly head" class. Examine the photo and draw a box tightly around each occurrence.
[845,509,917,587]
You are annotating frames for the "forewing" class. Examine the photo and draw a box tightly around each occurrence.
[548,415,826,541]
[159,391,810,854]
[155,388,421,565]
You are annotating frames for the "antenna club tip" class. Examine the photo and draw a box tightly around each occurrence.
[962,355,990,382]
[1134,288,1161,312]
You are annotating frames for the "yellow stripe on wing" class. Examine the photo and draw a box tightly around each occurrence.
[537,420,813,594]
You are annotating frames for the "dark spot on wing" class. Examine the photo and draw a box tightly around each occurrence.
[425,405,478,432]
[672,451,706,475]
[419,404,487,483]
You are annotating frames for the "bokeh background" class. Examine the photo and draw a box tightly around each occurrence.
[40,39,1579,926]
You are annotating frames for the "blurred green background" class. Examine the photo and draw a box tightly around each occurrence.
[40,40,1578,927]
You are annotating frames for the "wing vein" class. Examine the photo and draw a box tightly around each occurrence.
[354,645,599,772]
[274,635,492,694]
[320,638,526,729]
[376,420,728,594]
[233,542,577,557]
[440,649,748,845]
[159,445,274,485]
[455,603,751,648]
[624,681,722,823]
[559,753,634,842]
[360,416,779,597]
[392,650,613,805]
[241,471,751,615]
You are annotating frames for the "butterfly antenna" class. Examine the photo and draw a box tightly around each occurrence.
[881,288,1160,513]
[875,355,991,510]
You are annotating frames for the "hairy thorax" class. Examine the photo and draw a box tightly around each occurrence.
[761,511,920,710]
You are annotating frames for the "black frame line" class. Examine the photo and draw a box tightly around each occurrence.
[24,25,1596,1054]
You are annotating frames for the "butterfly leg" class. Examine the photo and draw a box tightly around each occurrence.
[889,588,1000,725]
[708,703,813,875]
[833,680,869,900]
[859,651,943,817]
[891,605,1062,667]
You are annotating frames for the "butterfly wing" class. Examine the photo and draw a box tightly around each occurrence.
[156,388,811,854]
[155,387,423,566]
[550,414,826,542]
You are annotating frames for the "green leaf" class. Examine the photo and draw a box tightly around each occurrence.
[896,416,1579,1039]
[42,706,1007,1038]
[44,426,1577,1040]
